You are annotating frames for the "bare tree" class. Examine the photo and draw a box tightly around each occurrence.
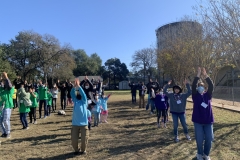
[130,48,157,83]
[194,0,239,70]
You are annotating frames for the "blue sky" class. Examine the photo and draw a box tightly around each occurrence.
[0,0,198,70]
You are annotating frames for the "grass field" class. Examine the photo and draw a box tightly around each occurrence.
[1,93,240,160]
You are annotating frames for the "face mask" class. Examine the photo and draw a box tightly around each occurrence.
[96,96,99,99]
[197,86,205,94]
[93,87,96,89]
[85,86,89,89]
[160,92,163,95]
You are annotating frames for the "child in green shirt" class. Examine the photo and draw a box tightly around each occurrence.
[29,88,38,124]
[47,89,53,116]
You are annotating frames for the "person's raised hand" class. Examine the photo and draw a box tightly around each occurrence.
[197,67,201,77]
[168,80,172,85]
[202,68,208,78]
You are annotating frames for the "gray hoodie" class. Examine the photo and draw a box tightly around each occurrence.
[163,83,191,113]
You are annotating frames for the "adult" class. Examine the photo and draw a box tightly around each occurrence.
[67,82,73,106]
[192,67,214,160]
[163,79,192,142]
[38,80,48,119]
[70,78,89,155]
[18,84,31,129]
[128,81,137,104]
[13,76,23,108]
[0,72,14,138]
[80,76,94,104]
[146,79,160,114]
[138,82,147,108]
[96,78,102,95]
[57,80,68,110]
[51,84,58,112]
[13,76,23,90]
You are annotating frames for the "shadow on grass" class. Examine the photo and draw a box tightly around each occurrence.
[2,133,70,146]
[27,152,81,160]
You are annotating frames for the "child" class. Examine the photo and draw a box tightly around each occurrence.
[164,79,192,142]
[92,94,101,127]
[29,88,38,124]
[47,89,53,116]
[18,84,31,130]
[152,88,169,128]
[100,93,112,123]
[87,108,92,130]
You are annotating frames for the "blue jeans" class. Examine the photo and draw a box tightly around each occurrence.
[146,94,155,112]
[93,112,100,126]
[0,108,12,134]
[172,113,188,136]
[20,113,28,128]
[194,123,214,156]
[39,100,47,118]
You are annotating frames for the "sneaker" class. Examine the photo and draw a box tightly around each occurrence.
[29,121,32,124]
[33,121,37,124]
[43,116,47,119]
[80,151,87,155]
[203,154,211,160]
[39,116,42,119]
[73,150,80,155]
[1,133,7,137]
[104,120,108,123]
[196,153,203,160]
[164,123,167,128]
[175,136,179,143]
[185,134,191,141]
[23,127,29,130]
[6,134,11,138]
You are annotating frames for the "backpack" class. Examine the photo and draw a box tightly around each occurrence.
[24,99,32,106]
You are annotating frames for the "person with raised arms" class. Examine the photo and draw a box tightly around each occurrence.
[163,78,192,142]
[70,78,89,155]
[192,67,214,160]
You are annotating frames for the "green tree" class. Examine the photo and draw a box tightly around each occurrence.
[0,45,16,80]
[105,58,129,89]
[73,50,102,76]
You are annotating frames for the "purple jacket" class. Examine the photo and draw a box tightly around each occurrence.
[154,94,169,110]
[192,77,214,124]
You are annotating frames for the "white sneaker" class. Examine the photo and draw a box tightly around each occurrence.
[185,134,191,141]
[163,123,167,128]
[203,154,211,160]
[196,153,203,160]
[175,136,179,142]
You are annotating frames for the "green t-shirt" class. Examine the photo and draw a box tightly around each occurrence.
[0,87,14,109]
[38,86,48,100]
[47,92,52,106]
[19,103,30,113]
[30,92,38,108]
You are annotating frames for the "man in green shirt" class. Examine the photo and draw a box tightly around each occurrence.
[0,72,14,138]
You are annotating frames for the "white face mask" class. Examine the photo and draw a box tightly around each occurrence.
[95,96,99,99]
[85,86,89,89]
[160,92,163,95]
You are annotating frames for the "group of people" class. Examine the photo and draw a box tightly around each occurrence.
[0,73,112,156]
[129,67,214,160]
[0,69,214,159]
